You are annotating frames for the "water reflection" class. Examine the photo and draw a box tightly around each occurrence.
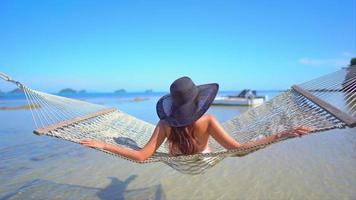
[0,176,166,200]
[114,137,141,150]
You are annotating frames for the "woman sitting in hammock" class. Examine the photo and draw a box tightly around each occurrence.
[80,77,311,161]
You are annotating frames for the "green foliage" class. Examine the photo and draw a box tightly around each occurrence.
[351,57,356,66]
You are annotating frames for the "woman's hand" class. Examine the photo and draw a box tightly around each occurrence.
[277,127,313,139]
[80,139,106,149]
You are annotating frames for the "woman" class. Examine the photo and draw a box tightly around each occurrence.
[80,77,310,161]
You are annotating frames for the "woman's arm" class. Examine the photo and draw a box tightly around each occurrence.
[207,115,242,149]
[208,115,311,150]
[237,127,310,149]
[80,120,168,161]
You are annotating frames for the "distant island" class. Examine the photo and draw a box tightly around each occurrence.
[0,88,23,96]
[145,89,153,93]
[59,88,76,94]
[130,97,149,102]
[114,89,126,94]
[58,88,86,94]
[9,88,23,94]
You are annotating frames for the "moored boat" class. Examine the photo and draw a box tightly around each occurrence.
[213,89,267,106]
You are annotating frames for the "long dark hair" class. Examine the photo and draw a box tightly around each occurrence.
[167,124,198,155]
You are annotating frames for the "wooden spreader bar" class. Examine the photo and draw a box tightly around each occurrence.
[292,85,356,128]
[33,108,117,135]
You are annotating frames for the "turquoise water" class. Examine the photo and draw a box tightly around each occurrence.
[0,91,355,199]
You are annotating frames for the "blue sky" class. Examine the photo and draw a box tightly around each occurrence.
[0,0,355,92]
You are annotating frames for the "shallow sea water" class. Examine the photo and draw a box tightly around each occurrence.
[0,92,355,200]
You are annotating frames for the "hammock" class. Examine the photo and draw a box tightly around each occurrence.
[0,67,355,175]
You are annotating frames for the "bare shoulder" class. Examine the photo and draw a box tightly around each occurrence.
[157,120,171,136]
[193,114,218,138]
[196,114,217,126]
[199,114,217,123]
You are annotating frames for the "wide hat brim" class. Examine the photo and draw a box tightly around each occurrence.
[156,83,219,127]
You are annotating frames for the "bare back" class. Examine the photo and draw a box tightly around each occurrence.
[163,114,240,154]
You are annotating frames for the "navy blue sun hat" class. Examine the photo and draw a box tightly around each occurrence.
[156,77,219,127]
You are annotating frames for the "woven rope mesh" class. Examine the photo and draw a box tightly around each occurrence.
[3,67,354,174]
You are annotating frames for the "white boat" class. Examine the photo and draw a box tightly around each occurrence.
[213,96,266,106]
[212,89,267,106]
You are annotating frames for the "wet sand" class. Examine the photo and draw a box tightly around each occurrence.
[0,104,40,111]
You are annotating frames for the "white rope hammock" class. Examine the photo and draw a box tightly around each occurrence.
[0,66,355,175]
